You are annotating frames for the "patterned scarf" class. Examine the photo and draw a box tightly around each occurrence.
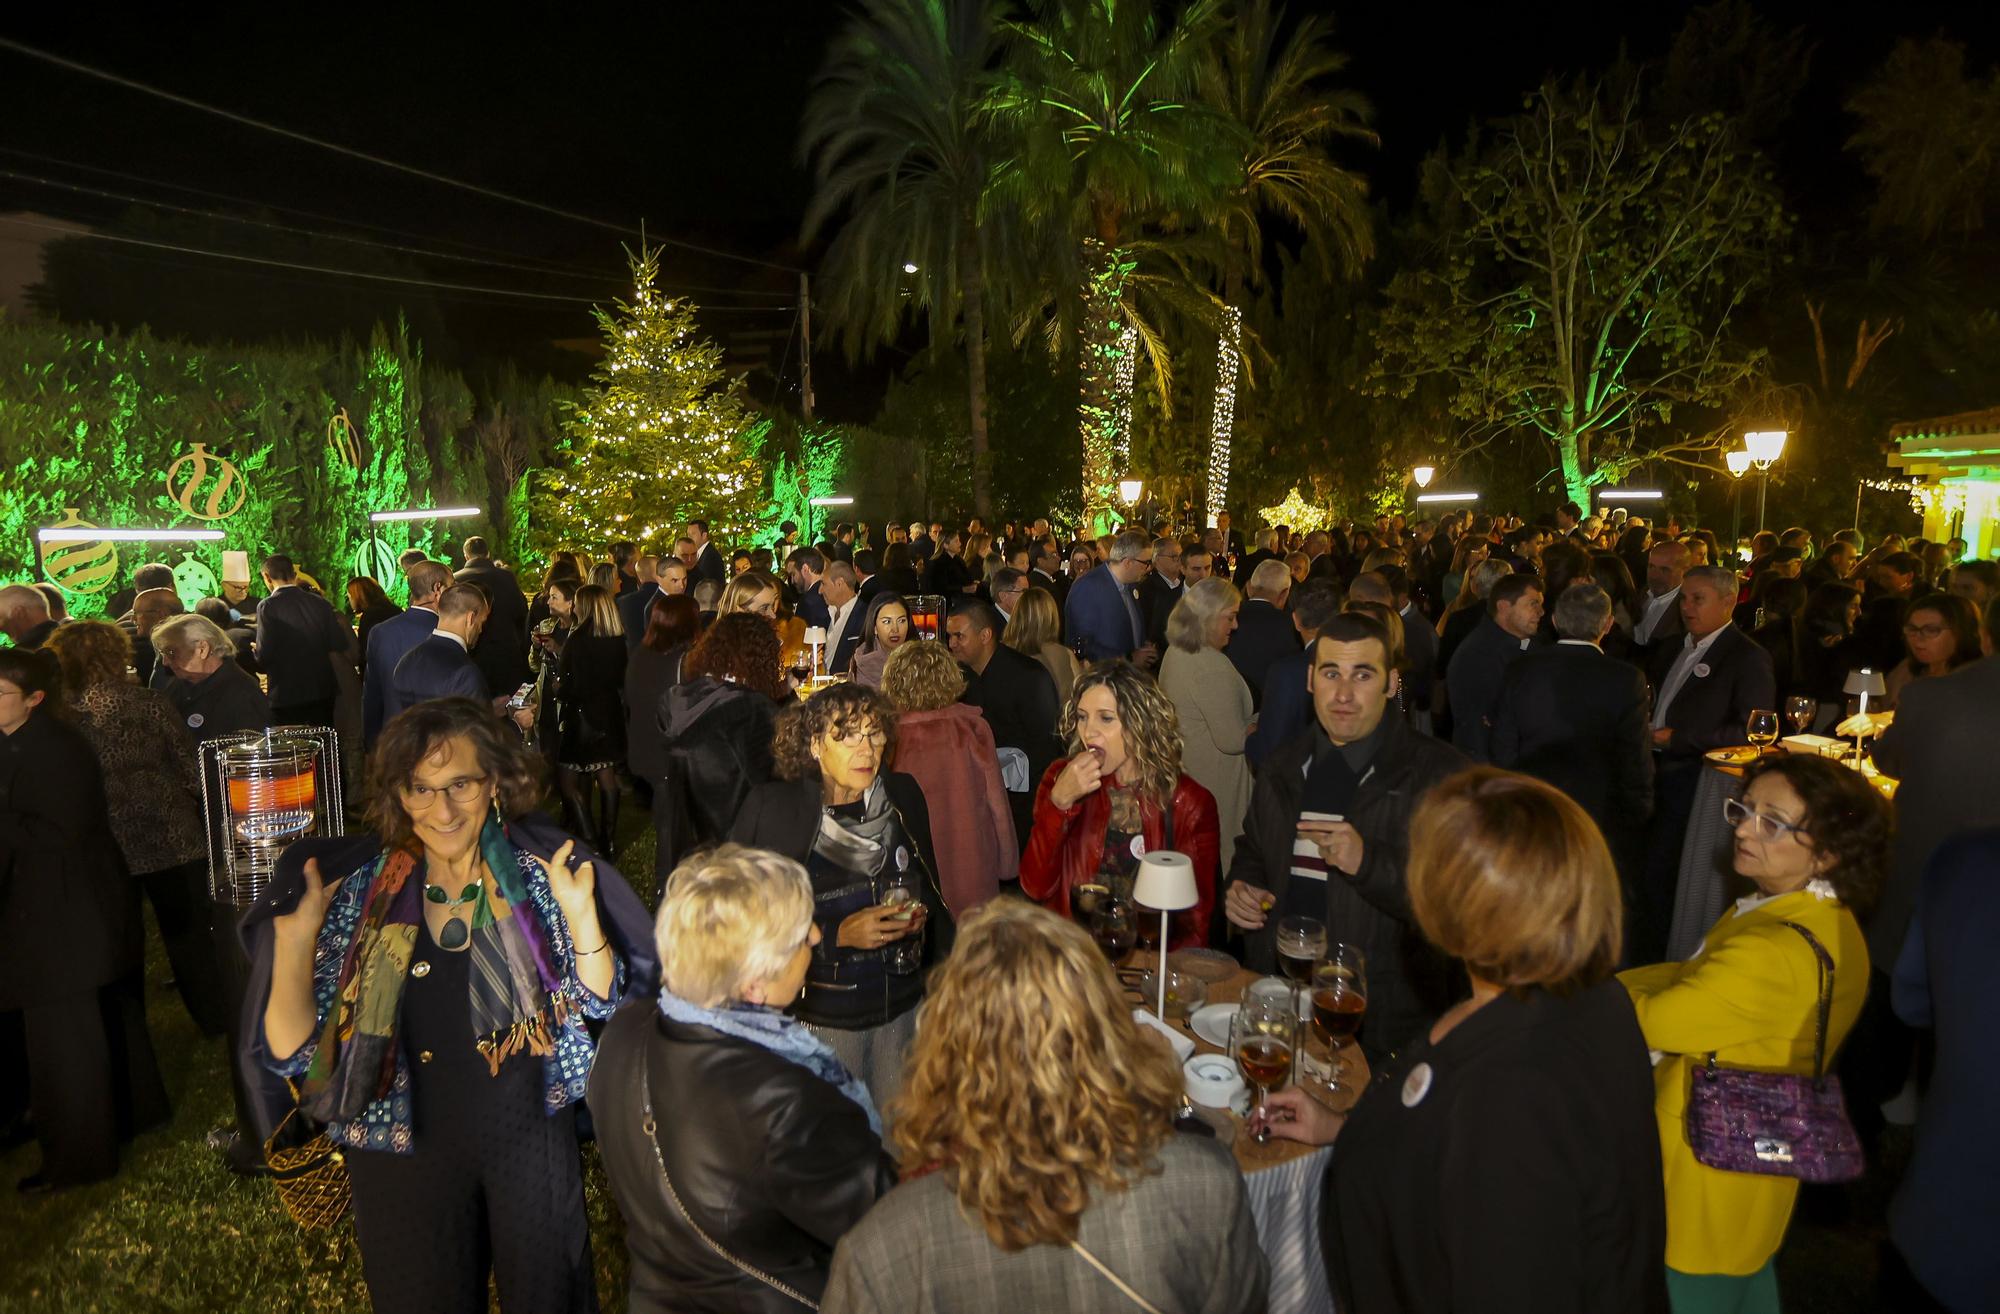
[655,987,881,1136]
[301,810,569,1123]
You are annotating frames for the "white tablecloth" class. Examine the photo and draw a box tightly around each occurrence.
[1243,1144,1336,1313]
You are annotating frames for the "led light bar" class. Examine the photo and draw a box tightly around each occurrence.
[1414,491,1480,504]
[369,507,482,522]
[1595,489,1664,501]
[809,496,855,507]
[38,526,226,542]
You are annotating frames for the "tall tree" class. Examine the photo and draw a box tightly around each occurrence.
[1847,37,2000,242]
[987,0,1242,532]
[801,0,1005,519]
[1370,79,1790,508]
[534,249,763,550]
[1197,0,1376,525]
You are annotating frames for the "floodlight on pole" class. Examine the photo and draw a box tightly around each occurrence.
[1118,479,1144,506]
[1743,430,1789,533]
[1411,465,1436,489]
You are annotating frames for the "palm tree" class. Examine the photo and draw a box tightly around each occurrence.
[1198,0,1377,526]
[987,0,1244,532]
[801,0,1005,519]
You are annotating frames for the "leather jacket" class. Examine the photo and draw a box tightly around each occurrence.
[1018,761,1219,948]
[589,1004,895,1313]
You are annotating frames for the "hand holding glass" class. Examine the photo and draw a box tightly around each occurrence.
[1232,985,1298,1144]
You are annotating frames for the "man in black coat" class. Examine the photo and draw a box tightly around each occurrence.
[1224,559,1301,710]
[1636,565,1777,963]
[948,601,1064,846]
[1246,580,1344,768]
[1029,537,1069,613]
[686,519,728,587]
[1224,612,1471,1063]
[385,584,490,724]
[616,554,663,652]
[362,560,448,746]
[454,537,531,698]
[1492,583,1653,890]
[1445,572,1546,761]
[253,554,355,727]
[1232,527,1282,591]
[1139,536,1185,649]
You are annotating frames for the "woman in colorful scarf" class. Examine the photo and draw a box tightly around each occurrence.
[245,697,656,1314]
[590,844,895,1312]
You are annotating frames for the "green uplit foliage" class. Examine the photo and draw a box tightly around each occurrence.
[0,315,560,618]
[1369,78,1790,508]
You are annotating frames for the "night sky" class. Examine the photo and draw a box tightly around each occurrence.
[2,2,1996,411]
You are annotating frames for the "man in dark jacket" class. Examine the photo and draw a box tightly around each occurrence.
[615,554,662,651]
[454,537,530,698]
[949,601,1064,845]
[1492,584,1652,890]
[385,584,490,724]
[1139,536,1185,649]
[1246,580,1343,768]
[362,560,448,746]
[1225,611,1471,1063]
[1445,572,1546,761]
[253,554,355,726]
[1224,559,1300,709]
[686,519,728,587]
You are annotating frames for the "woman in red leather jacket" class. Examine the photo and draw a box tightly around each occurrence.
[1020,660,1218,947]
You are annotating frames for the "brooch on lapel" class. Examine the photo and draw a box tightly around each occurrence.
[1693,663,1711,678]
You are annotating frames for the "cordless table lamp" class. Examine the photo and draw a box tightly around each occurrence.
[1133,851,1199,1021]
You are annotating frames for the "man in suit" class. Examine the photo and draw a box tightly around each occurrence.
[616,554,662,652]
[0,584,59,650]
[1225,559,1301,709]
[788,547,830,628]
[253,553,355,727]
[1628,538,1689,666]
[454,536,530,697]
[1232,527,1282,590]
[363,560,449,745]
[1636,564,1776,963]
[685,519,728,587]
[1029,537,1068,612]
[130,587,184,688]
[1214,510,1245,560]
[386,583,490,723]
[989,566,1029,627]
[821,561,866,676]
[610,539,638,595]
[1063,530,1156,667]
[1183,548,1216,586]
[1386,565,1439,725]
[949,600,1064,845]
[1492,583,1652,890]
[1140,536,1185,649]
[1246,580,1343,767]
[1445,572,1546,760]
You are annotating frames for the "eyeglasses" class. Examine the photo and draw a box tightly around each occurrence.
[1902,623,1947,641]
[832,727,888,748]
[1722,796,1808,843]
[402,774,490,810]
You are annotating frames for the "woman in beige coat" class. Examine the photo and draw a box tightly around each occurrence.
[1158,578,1252,874]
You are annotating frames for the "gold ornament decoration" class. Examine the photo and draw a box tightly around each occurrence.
[39,507,120,595]
[165,442,249,521]
[327,407,362,470]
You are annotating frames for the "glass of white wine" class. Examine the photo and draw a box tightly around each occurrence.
[1746,709,1780,751]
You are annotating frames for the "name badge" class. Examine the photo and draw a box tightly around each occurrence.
[186,712,205,729]
[1402,1061,1434,1108]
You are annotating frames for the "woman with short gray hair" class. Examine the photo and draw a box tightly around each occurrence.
[590,844,894,1312]
[1160,577,1253,872]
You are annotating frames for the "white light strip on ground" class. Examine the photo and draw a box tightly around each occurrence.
[1415,491,1480,503]
[369,506,482,522]
[38,527,225,542]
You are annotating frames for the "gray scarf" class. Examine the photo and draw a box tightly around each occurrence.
[811,778,900,880]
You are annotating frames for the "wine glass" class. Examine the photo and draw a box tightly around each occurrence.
[1746,709,1780,752]
[1231,981,1298,1144]
[1090,898,1136,964]
[1310,945,1369,1097]
[1786,694,1816,736]
[1275,915,1326,1016]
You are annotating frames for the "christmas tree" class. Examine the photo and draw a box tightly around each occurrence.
[534,248,765,551]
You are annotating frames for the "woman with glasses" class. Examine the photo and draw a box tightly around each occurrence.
[729,682,952,1105]
[1619,755,1887,1312]
[247,697,656,1313]
[1883,592,1982,709]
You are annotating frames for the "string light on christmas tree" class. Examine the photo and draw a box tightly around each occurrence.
[1207,306,1241,527]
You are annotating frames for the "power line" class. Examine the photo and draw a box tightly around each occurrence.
[0,36,806,275]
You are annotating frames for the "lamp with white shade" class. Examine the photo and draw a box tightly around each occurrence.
[1133,850,1198,1021]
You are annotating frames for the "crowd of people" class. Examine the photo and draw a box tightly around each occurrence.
[0,501,1994,1313]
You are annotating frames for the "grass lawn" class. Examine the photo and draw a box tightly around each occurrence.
[0,806,1910,1312]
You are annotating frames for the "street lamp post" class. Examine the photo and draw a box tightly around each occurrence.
[1743,430,1788,533]
[1725,449,1752,549]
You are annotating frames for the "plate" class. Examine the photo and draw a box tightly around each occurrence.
[1190,1002,1238,1048]
[1705,746,1761,766]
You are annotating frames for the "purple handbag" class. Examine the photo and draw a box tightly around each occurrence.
[1684,921,1865,1184]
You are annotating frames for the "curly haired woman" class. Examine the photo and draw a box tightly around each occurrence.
[1019,660,1218,948]
[821,900,1266,1312]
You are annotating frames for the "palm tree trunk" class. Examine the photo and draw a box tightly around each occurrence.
[1207,266,1244,528]
[1078,237,1128,535]
[959,217,993,522]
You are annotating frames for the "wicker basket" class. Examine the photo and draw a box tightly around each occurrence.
[265,1108,351,1231]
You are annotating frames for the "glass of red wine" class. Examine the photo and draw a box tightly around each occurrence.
[1311,945,1368,1097]
[1090,898,1136,964]
[1232,982,1298,1144]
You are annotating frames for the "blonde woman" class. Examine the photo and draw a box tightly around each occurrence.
[590,845,892,1313]
[1019,661,1218,948]
[554,583,626,850]
[822,900,1266,1313]
[718,569,782,622]
[1001,586,1080,702]
[881,641,1015,915]
[1158,577,1253,873]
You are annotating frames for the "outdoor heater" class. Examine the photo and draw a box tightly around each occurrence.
[199,726,345,908]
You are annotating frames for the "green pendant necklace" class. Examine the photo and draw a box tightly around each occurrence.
[424,880,481,950]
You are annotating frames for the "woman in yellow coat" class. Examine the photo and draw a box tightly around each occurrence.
[1620,755,1889,1314]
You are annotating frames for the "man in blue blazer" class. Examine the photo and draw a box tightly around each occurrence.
[385,583,490,726]
[362,560,449,746]
[1062,530,1156,666]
